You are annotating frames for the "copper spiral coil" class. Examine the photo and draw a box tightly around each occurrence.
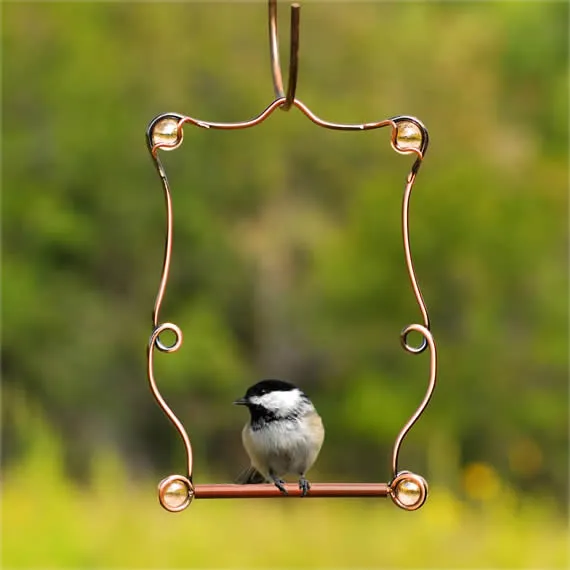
[145,0,436,512]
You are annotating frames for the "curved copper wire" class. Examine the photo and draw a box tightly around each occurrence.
[391,325,436,477]
[269,0,300,110]
[401,170,430,353]
[152,158,174,331]
[146,105,434,503]
[148,105,427,149]
[148,323,193,478]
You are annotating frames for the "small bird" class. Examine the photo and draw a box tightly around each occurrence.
[234,379,325,496]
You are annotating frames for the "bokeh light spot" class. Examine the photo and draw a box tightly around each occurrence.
[463,462,501,501]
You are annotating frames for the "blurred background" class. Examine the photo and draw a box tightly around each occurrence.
[2,1,568,568]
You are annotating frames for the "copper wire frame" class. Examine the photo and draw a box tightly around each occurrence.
[145,0,436,513]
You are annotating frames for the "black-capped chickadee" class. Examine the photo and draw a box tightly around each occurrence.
[234,379,325,496]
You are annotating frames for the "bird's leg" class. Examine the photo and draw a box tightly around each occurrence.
[299,476,311,497]
[269,471,288,495]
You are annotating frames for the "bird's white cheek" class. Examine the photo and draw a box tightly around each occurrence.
[256,389,304,414]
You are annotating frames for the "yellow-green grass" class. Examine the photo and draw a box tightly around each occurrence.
[3,431,568,569]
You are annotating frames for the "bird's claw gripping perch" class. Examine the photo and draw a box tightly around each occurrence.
[274,478,288,495]
[299,477,311,496]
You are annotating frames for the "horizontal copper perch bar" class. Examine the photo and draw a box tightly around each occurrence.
[193,483,390,499]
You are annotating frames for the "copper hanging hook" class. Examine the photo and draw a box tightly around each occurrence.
[268,0,300,111]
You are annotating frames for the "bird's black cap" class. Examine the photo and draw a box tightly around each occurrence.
[233,379,298,405]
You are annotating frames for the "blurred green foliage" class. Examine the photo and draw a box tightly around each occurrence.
[2,1,568,567]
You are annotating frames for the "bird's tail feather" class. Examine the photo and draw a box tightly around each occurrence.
[235,466,267,484]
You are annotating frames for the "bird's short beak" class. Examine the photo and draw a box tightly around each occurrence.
[233,397,248,406]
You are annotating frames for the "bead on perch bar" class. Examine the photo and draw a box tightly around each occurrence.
[145,0,436,512]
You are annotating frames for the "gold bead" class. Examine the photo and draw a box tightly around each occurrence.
[394,478,422,507]
[395,121,423,152]
[158,476,192,511]
[151,117,182,150]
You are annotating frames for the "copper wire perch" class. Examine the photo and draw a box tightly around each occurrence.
[145,0,436,513]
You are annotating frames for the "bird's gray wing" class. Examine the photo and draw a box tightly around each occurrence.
[235,466,267,484]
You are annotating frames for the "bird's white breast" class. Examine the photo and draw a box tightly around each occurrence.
[242,411,324,478]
